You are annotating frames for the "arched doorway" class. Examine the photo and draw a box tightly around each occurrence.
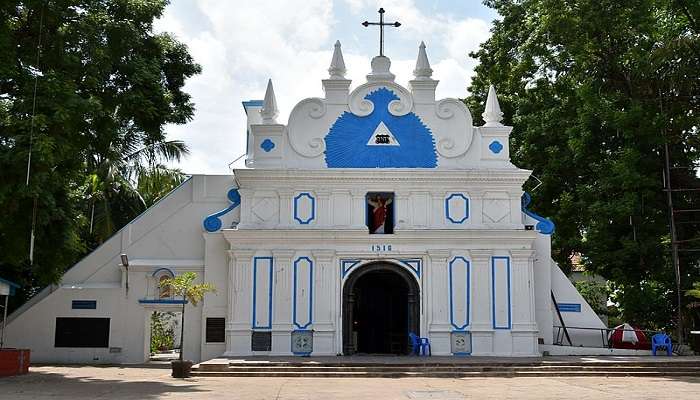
[342,262,419,355]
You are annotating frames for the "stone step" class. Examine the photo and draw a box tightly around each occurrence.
[190,369,700,378]
[196,361,700,368]
[196,365,700,372]
[193,362,700,372]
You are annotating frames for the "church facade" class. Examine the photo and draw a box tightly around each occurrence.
[5,41,605,364]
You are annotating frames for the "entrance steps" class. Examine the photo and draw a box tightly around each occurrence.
[191,356,700,378]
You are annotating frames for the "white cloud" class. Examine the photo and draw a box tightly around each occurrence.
[155,0,491,174]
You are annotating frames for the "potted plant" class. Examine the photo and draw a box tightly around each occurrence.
[160,272,215,378]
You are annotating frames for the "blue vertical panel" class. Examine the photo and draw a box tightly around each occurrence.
[252,256,273,329]
[449,256,470,330]
[293,257,313,329]
[492,256,512,329]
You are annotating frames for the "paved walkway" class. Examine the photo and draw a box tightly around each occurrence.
[0,365,699,399]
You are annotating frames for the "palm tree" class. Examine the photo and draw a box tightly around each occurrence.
[160,272,215,377]
[83,136,189,243]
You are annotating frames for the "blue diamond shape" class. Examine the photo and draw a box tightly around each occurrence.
[489,140,503,154]
[261,138,275,152]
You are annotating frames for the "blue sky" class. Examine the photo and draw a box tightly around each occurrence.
[155,0,498,174]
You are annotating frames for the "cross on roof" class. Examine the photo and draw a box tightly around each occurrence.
[362,8,401,57]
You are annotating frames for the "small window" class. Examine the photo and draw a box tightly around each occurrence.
[366,192,394,234]
[206,318,226,343]
[55,317,110,348]
[159,275,172,299]
[71,300,97,309]
[251,331,272,351]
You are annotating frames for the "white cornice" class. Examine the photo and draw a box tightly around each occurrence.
[232,168,532,187]
[222,228,536,248]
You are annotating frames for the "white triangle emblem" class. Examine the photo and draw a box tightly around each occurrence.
[367,121,400,146]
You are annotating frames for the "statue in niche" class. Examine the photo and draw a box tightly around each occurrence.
[367,193,394,234]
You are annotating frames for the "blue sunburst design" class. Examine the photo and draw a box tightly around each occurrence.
[324,88,437,168]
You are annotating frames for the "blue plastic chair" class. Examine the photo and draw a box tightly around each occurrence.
[408,332,431,356]
[651,333,672,356]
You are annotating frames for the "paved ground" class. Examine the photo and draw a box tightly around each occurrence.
[0,365,699,399]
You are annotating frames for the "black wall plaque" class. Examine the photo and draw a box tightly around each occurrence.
[251,331,271,351]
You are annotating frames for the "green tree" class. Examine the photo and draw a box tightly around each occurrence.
[150,310,176,353]
[0,0,200,307]
[574,280,609,317]
[467,0,699,330]
[83,139,189,243]
[160,272,215,362]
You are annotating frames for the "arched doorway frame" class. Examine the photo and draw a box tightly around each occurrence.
[341,260,421,355]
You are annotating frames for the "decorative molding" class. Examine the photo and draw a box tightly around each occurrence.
[340,258,421,279]
[491,256,512,330]
[433,98,473,158]
[483,195,510,224]
[252,256,274,330]
[348,82,413,117]
[509,249,536,260]
[293,192,316,224]
[445,193,469,224]
[287,97,329,158]
[311,250,336,263]
[426,249,451,262]
[225,229,536,249]
[202,188,241,232]
[292,257,313,329]
[521,192,555,235]
[448,256,470,330]
[398,259,421,277]
[260,138,275,152]
[468,250,493,261]
[233,168,532,186]
[488,140,503,154]
[451,331,472,355]
[340,259,362,278]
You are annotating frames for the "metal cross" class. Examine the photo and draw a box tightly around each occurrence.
[362,8,401,57]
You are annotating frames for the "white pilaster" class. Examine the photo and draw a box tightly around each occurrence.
[316,189,331,227]
[470,250,494,355]
[395,190,410,230]
[271,250,295,354]
[350,189,366,229]
[510,249,539,355]
[225,249,255,356]
[312,250,336,355]
[427,249,451,354]
[275,189,293,228]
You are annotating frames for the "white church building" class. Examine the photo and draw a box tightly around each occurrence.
[5,38,606,363]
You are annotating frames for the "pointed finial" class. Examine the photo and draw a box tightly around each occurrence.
[260,79,279,124]
[482,84,503,126]
[413,41,433,80]
[328,40,347,79]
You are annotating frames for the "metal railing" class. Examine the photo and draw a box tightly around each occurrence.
[553,325,663,349]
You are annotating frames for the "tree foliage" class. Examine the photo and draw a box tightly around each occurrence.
[468,0,700,330]
[0,0,200,307]
[150,310,176,353]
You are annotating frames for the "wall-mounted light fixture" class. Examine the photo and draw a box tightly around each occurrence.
[120,254,129,296]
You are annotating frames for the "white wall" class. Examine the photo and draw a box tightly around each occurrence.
[6,175,234,364]
[550,261,607,347]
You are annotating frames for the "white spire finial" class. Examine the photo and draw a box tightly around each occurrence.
[260,79,279,124]
[482,84,504,126]
[328,40,347,79]
[413,41,433,80]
